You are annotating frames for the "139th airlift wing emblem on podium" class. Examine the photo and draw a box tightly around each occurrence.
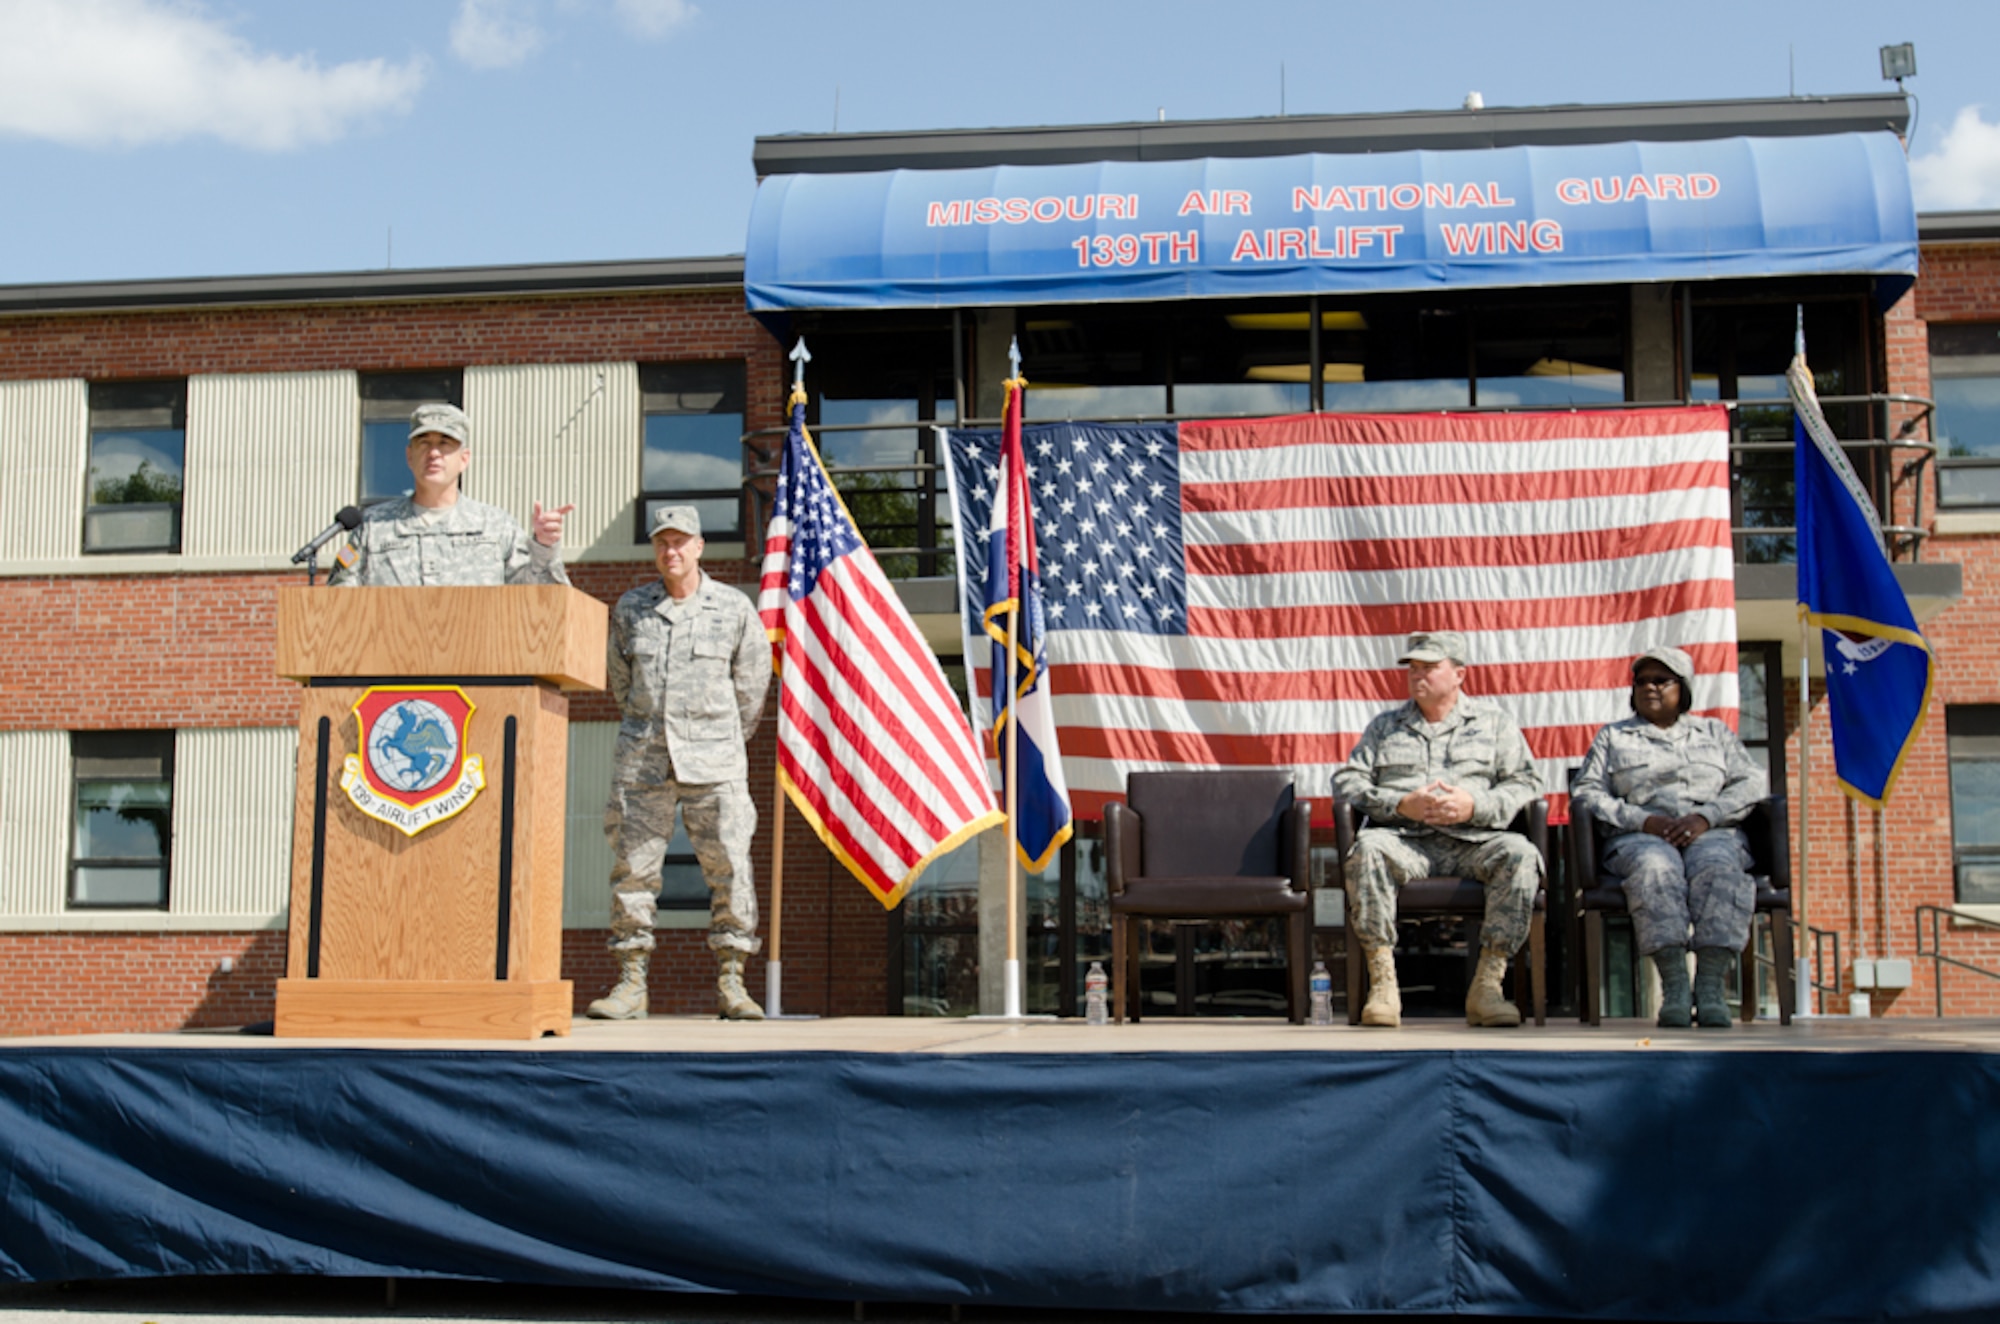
[340,686,485,836]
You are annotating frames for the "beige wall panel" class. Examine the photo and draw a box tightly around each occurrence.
[563,720,616,929]
[171,727,296,923]
[184,371,358,559]
[464,363,640,562]
[0,380,86,562]
[0,731,70,919]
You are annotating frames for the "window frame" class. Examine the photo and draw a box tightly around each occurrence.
[1946,706,2000,907]
[637,361,747,544]
[67,730,175,912]
[83,380,187,556]
[358,370,464,506]
[1928,322,2000,511]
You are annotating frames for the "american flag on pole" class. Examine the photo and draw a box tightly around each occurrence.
[760,395,1002,908]
[943,407,1738,822]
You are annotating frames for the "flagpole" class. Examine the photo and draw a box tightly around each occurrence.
[1005,605,1023,1019]
[768,759,786,1017]
[1797,616,1814,1018]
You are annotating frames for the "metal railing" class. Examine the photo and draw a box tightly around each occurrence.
[1915,905,2000,1017]
[736,392,1937,570]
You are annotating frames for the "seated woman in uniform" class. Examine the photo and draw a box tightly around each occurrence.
[1571,646,1768,1028]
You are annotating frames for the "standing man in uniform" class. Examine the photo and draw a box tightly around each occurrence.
[330,402,572,586]
[588,506,771,1021]
[1333,630,1544,1028]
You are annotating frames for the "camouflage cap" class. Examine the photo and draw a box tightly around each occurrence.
[648,505,702,539]
[409,402,471,446]
[1632,645,1695,688]
[1398,630,1468,665]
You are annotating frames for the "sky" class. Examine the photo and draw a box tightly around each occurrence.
[2,0,1998,287]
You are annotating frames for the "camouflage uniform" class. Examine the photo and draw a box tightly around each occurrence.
[605,572,769,955]
[1332,695,1544,953]
[328,496,568,588]
[1572,714,1768,956]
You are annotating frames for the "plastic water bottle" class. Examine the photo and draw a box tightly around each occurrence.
[1310,959,1333,1026]
[1084,961,1109,1025]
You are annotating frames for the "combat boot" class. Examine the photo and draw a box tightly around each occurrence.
[586,950,649,1020]
[716,950,766,1021]
[1464,946,1522,1027]
[1652,945,1692,1027]
[1360,944,1402,1027]
[1693,946,1735,1028]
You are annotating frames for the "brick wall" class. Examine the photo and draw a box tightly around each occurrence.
[1789,248,2000,1016]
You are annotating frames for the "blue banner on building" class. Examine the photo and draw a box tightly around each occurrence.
[746,132,1916,312]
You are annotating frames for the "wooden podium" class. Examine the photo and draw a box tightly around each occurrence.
[271,585,607,1039]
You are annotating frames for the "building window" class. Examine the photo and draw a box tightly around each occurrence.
[1931,323,2000,509]
[1948,707,2000,906]
[360,371,462,504]
[639,362,744,543]
[1735,640,1787,792]
[84,380,185,554]
[69,731,174,909]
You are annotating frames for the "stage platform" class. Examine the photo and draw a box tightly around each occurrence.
[3,1016,1998,1321]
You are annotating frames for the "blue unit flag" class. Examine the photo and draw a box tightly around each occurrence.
[1791,349,1934,805]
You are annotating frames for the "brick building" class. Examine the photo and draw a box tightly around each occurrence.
[4,93,2000,1033]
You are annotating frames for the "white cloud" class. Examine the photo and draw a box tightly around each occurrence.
[450,0,545,69]
[1911,106,2000,212]
[0,0,425,151]
[613,0,697,39]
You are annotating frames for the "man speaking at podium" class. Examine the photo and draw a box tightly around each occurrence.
[329,403,572,586]
[588,505,770,1022]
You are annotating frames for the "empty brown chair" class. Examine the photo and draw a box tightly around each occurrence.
[1103,770,1312,1024]
[1328,797,1549,1026]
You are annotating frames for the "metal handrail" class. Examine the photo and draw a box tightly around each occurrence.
[1915,905,2000,1016]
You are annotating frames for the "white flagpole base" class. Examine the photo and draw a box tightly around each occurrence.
[761,958,819,1021]
[1795,955,1816,1019]
[969,958,1054,1021]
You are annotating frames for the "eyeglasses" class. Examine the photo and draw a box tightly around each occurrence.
[1632,675,1681,690]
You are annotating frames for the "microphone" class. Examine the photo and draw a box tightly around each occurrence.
[292,506,363,564]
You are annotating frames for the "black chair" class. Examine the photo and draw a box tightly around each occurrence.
[1328,798,1549,1026]
[1103,770,1312,1024]
[1569,795,1794,1025]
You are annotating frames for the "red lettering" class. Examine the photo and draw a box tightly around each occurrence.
[1224,190,1253,215]
[1141,232,1166,262]
[1324,186,1354,212]
[1389,183,1422,210]
[1530,219,1562,252]
[926,201,964,227]
[1556,179,1589,205]
[1625,174,1657,202]
[1293,186,1320,212]
[1030,197,1062,222]
[1230,229,1264,261]
[1440,222,1479,255]
[1655,174,1688,201]
[1071,236,1090,268]
[1168,229,1198,263]
[1064,195,1096,221]
[1376,225,1402,257]
[1308,226,1337,258]
[1350,228,1375,257]
[1423,183,1456,209]
[1360,186,1387,212]
[1590,176,1623,203]
[1002,198,1030,223]
[1484,182,1515,207]
[1178,190,1209,216]
[1689,173,1720,199]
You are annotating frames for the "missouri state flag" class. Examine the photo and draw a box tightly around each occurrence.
[957,376,1074,871]
[1791,345,1934,805]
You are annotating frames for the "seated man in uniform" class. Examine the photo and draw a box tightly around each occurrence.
[330,402,572,586]
[1332,630,1544,1028]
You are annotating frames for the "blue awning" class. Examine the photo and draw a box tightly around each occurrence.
[746,132,1917,312]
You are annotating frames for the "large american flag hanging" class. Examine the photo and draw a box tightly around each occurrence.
[943,407,1738,821]
[761,398,1002,907]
